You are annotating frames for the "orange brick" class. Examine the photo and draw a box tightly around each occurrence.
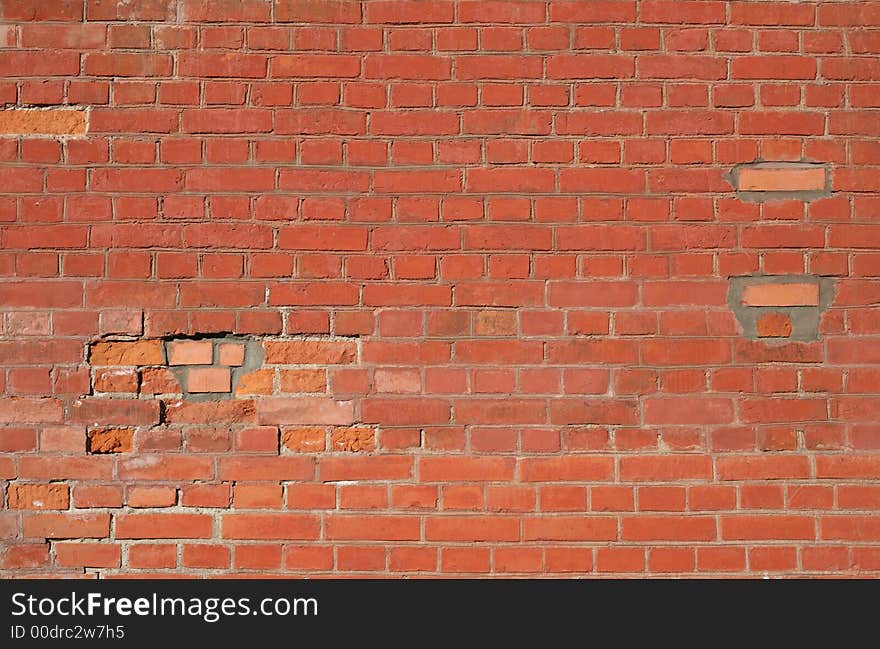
[90,340,164,366]
[93,368,139,393]
[187,367,231,392]
[279,368,326,392]
[54,542,121,568]
[742,282,819,307]
[331,426,376,452]
[281,427,326,452]
[8,483,69,510]
[236,369,274,395]
[0,108,87,136]
[140,366,181,394]
[756,312,792,338]
[128,486,176,508]
[87,428,133,454]
[218,342,245,366]
[738,165,826,192]
[168,340,214,365]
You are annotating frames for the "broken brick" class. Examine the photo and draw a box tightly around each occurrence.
[87,429,133,454]
[756,312,793,338]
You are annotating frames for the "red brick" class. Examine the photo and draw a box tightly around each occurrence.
[55,542,121,568]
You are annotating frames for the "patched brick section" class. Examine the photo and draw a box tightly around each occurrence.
[188,367,231,393]
[8,484,69,510]
[87,428,133,454]
[742,283,820,307]
[87,335,360,403]
[168,341,214,365]
[729,276,835,342]
[730,162,829,202]
[0,108,88,136]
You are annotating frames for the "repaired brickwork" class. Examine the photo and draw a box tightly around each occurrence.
[1,1,879,579]
[728,275,836,342]
[729,162,831,202]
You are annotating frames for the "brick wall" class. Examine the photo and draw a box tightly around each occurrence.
[1,0,879,577]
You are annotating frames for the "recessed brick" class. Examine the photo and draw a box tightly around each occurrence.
[331,426,376,452]
[741,283,819,307]
[0,108,87,136]
[168,340,214,365]
[87,428,133,454]
[737,164,826,193]
[187,367,231,393]
[756,312,793,338]
[218,342,245,366]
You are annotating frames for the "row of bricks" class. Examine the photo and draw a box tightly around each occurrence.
[5,51,880,81]
[4,25,880,55]
[3,394,879,425]
[1,1,876,28]
[8,423,879,454]
[79,365,876,395]
[2,452,879,481]
[4,542,878,575]
[0,257,875,284]
[0,284,865,310]
[2,168,874,194]
[7,306,871,338]
[0,136,874,167]
[7,510,880,542]
[4,107,879,137]
[6,223,880,253]
[3,82,878,112]
[7,479,880,511]
[2,195,872,223]
[9,337,880,367]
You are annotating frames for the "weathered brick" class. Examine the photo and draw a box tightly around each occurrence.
[0,108,87,136]
[8,484,69,510]
[87,428,133,454]
[90,341,165,366]
[756,312,793,338]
